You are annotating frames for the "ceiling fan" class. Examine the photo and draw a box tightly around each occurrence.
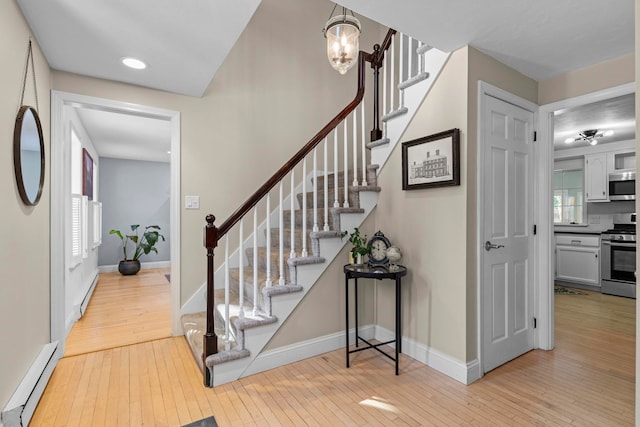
[564,129,614,146]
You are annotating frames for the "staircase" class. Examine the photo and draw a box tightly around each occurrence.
[181,30,450,387]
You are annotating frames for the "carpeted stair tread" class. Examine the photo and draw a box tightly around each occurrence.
[181,312,238,371]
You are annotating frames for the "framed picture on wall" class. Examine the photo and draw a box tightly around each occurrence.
[82,148,93,201]
[401,128,460,190]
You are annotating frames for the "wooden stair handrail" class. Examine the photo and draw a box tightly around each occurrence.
[217,29,397,239]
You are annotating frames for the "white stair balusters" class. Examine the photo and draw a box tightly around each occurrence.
[265,193,272,287]
[253,207,259,315]
[313,147,319,233]
[352,111,358,187]
[408,36,413,80]
[290,169,296,259]
[361,103,367,186]
[301,157,308,257]
[343,120,349,208]
[399,34,406,109]
[323,137,330,231]
[238,219,244,319]
[224,235,231,351]
[333,129,339,208]
[278,181,285,286]
[390,35,395,113]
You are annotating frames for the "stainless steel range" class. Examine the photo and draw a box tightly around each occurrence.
[601,213,636,298]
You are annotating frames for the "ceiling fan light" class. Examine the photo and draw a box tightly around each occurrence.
[564,138,574,144]
[590,139,598,146]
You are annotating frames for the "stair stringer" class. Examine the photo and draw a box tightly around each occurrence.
[211,190,379,386]
[369,49,451,170]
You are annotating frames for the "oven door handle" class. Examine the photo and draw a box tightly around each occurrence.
[602,241,637,247]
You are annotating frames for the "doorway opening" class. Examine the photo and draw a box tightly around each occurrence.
[538,82,635,349]
[51,91,181,360]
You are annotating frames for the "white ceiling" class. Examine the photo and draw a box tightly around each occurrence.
[554,94,636,151]
[17,0,261,97]
[18,0,635,161]
[337,0,634,82]
[75,108,172,163]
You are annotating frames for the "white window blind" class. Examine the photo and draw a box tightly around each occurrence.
[82,196,89,258]
[70,194,82,266]
[91,201,102,248]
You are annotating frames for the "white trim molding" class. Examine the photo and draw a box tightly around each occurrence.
[374,325,480,385]
[98,260,172,273]
[50,90,182,355]
[536,82,635,351]
[2,342,58,427]
[244,326,376,378]
[245,325,480,385]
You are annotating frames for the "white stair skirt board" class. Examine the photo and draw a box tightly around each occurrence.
[244,325,376,378]
[373,325,481,385]
[98,260,171,273]
[2,342,58,427]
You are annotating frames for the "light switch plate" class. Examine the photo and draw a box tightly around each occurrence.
[185,195,200,209]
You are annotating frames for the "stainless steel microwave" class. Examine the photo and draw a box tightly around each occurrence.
[609,170,636,201]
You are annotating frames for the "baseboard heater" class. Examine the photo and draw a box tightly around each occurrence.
[2,341,58,427]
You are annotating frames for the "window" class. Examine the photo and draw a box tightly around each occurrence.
[553,169,584,224]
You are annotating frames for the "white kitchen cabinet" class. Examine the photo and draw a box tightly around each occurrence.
[585,153,608,202]
[555,234,600,286]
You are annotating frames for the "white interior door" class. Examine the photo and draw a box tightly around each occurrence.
[481,93,535,373]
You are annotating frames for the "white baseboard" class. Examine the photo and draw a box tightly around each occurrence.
[373,325,480,385]
[244,325,376,378]
[2,342,58,427]
[98,260,171,273]
[245,324,479,385]
[80,272,99,315]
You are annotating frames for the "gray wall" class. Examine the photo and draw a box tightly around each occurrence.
[99,157,170,266]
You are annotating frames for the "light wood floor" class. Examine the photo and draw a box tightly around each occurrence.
[32,286,635,426]
[64,268,172,356]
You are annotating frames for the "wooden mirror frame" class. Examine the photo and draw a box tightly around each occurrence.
[14,105,45,206]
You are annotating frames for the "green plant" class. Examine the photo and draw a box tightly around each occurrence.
[340,227,370,257]
[109,224,165,261]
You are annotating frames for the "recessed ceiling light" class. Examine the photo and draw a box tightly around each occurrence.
[121,57,147,70]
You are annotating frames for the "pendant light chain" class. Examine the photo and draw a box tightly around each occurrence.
[19,38,40,113]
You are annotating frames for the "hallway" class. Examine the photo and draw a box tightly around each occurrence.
[64,268,172,357]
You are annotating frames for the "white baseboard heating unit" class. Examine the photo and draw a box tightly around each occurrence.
[2,342,58,427]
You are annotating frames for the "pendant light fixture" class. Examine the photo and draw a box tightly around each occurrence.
[323,4,361,75]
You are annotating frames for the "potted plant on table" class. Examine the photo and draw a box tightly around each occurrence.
[340,227,370,265]
[109,224,165,275]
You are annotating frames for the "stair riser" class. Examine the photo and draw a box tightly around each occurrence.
[281,209,335,230]
[296,188,359,209]
[267,229,311,252]
[243,249,291,281]
[313,167,377,189]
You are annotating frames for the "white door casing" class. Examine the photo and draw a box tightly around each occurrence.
[536,82,635,352]
[479,84,536,373]
[51,91,182,361]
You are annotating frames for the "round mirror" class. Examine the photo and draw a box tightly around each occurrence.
[13,106,45,206]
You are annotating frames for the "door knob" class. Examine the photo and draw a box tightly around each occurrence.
[485,241,504,251]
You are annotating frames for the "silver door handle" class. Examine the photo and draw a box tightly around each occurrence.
[485,241,504,251]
